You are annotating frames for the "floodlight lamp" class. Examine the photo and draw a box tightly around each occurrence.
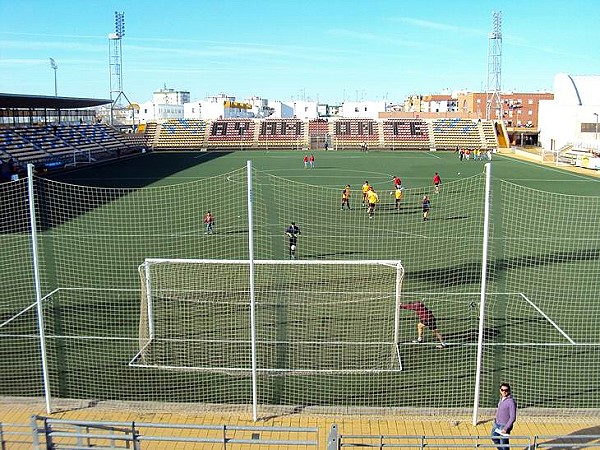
[114,11,125,37]
[49,58,58,70]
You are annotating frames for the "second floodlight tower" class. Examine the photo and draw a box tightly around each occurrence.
[485,11,503,121]
[108,11,133,126]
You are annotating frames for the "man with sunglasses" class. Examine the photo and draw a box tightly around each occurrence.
[492,383,517,450]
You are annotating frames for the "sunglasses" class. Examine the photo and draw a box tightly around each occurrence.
[500,388,509,392]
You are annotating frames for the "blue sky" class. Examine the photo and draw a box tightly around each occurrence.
[1,0,599,104]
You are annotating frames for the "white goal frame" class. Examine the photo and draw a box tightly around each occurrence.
[131,258,405,375]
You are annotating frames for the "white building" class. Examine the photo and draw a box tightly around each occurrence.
[246,96,274,118]
[539,73,600,152]
[421,94,458,113]
[267,101,295,119]
[183,94,253,120]
[340,101,386,119]
[153,87,190,105]
[137,101,184,123]
[136,87,189,122]
[291,101,318,120]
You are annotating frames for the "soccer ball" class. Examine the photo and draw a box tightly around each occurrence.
[457,172,461,175]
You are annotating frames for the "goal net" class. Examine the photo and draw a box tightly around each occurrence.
[132,258,404,375]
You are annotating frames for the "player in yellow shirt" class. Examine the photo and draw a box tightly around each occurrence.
[341,185,351,210]
[361,181,371,207]
[366,187,379,219]
[394,186,404,210]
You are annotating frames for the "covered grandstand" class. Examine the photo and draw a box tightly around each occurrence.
[0,94,145,177]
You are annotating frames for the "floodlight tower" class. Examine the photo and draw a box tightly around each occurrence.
[485,11,503,121]
[49,58,58,97]
[108,11,133,126]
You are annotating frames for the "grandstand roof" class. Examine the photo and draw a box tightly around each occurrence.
[0,93,112,109]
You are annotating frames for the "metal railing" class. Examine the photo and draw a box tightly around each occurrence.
[327,424,600,450]
[30,415,319,449]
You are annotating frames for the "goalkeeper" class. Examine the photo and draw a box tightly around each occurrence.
[400,300,446,349]
[285,222,301,259]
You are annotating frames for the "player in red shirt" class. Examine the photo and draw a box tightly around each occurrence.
[203,211,214,235]
[400,300,446,348]
[392,176,401,189]
[303,155,309,168]
[433,172,441,193]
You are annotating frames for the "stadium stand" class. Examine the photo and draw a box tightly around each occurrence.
[50,124,110,162]
[331,119,380,150]
[154,119,207,150]
[382,118,431,150]
[143,122,158,147]
[255,118,305,149]
[0,124,137,170]
[431,118,483,150]
[0,128,46,164]
[206,118,255,149]
[308,118,330,150]
[136,118,499,152]
[119,131,147,150]
[480,120,499,150]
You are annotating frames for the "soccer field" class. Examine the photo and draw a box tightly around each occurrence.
[1,150,599,416]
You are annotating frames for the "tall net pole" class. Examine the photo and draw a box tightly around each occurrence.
[247,160,258,422]
[27,164,52,413]
[472,162,492,425]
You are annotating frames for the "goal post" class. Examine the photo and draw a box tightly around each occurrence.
[132,258,404,375]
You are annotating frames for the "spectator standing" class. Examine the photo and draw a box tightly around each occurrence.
[491,383,517,450]
[8,158,18,181]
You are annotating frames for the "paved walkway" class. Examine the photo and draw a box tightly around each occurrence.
[1,398,599,449]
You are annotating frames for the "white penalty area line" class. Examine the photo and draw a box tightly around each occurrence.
[519,292,576,344]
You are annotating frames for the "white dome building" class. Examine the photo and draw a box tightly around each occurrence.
[539,73,600,152]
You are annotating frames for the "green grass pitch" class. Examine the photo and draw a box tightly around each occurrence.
[2,150,599,411]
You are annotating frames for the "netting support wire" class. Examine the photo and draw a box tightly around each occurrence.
[247,160,259,422]
[27,164,52,414]
[472,162,492,426]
